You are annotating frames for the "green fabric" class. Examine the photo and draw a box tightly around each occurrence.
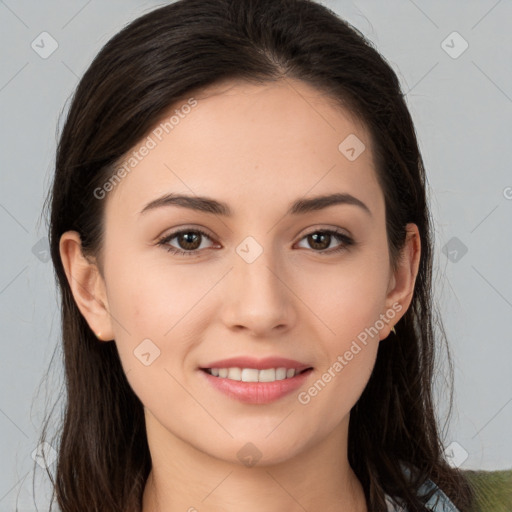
[463,469,512,512]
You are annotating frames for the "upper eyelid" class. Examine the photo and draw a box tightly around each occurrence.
[159,227,215,243]
[160,225,351,246]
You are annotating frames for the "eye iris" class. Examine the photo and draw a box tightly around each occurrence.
[309,232,330,250]
[179,231,201,250]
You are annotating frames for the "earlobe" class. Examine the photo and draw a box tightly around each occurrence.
[59,231,115,341]
[382,223,421,338]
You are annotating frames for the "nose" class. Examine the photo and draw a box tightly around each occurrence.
[220,244,297,337]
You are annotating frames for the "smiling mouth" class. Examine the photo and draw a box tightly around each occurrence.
[201,367,313,383]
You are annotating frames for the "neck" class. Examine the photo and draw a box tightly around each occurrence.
[141,411,367,512]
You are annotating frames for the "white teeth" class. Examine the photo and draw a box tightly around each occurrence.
[207,367,304,382]
[275,367,287,380]
[258,368,275,382]
[227,367,242,381]
[241,368,259,382]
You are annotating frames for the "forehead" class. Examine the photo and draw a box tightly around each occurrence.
[105,78,384,221]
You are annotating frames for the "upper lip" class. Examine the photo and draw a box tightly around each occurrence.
[200,356,313,372]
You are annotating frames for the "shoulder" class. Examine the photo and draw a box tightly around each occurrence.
[419,478,460,512]
[384,463,460,512]
[385,483,460,511]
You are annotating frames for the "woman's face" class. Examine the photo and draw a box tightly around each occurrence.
[64,78,419,466]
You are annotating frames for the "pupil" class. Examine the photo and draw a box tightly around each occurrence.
[181,232,200,249]
[310,232,329,250]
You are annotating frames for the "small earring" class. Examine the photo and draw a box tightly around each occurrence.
[390,326,396,335]
[95,331,103,340]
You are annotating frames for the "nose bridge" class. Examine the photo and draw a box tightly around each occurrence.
[222,235,295,333]
[236,241,280,293]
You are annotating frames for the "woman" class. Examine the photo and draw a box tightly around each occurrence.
[40,0,475,510]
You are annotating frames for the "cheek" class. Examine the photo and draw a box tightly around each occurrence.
[296,254,389,340]
[292,255,387,422]
[318,277,383,394]
[107,257,200,339]
[104,260,204,400]
[297,315,380,439]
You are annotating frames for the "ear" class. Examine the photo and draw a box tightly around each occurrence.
[59,231,115,341]
[380,223,421,340]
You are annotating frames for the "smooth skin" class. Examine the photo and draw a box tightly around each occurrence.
[60,78,421,512]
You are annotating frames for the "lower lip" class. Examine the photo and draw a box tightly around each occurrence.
[199,368,313,404]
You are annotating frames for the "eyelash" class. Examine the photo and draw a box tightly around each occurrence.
[156,228,355,257]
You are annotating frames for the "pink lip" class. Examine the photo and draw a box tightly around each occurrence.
[199,367,313,404]
[200,356,312,372]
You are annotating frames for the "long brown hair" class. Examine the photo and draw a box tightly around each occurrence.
[39,0,474,510]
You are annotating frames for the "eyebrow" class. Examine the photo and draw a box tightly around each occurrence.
[139,192,372,217]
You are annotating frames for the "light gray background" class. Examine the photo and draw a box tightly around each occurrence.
[1,0,511,510]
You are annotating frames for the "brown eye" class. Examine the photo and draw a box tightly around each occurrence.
[176,231,202,250]
[307,232,331,250]
[296,229,354,254]
[157,228,215,256]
